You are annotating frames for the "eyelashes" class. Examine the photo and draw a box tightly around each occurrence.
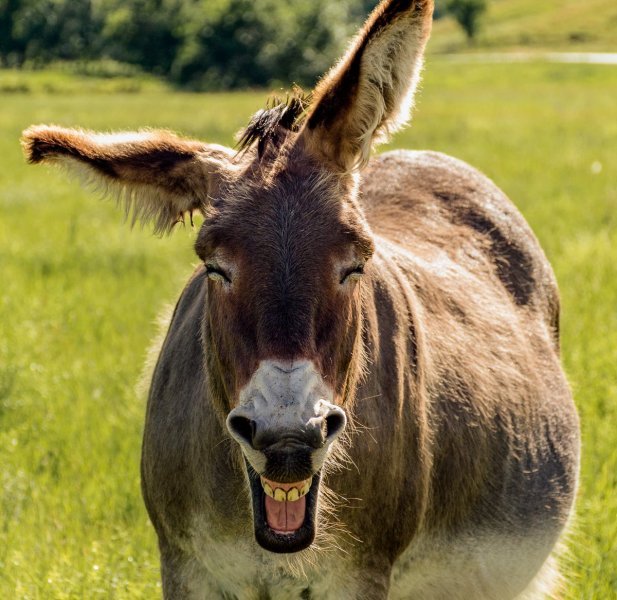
[205,264,231,283]
[340,264,365,284]
[206,263,365,285]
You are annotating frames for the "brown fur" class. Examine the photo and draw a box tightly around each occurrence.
[305,0,433,170]
[22,1,579,597]
[21,125,234,233]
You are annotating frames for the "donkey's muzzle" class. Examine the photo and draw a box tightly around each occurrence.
[225,359,347,552]
[227,407,346,481]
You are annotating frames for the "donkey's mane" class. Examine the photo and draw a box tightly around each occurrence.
[237,91,311,158]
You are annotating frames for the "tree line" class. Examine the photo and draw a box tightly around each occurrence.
[0,0,485,89]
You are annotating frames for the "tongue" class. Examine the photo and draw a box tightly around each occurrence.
[264,495,306,533]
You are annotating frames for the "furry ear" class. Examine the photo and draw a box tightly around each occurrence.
[21,125,234,234]
[302,0,433,171]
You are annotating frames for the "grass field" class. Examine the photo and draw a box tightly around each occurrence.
[430,0,617,53]
[1,60,616,598]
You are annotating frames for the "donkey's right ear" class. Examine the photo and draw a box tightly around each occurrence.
[21,125,235,234]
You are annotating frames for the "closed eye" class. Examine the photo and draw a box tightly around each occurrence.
[206,264,231,284]
[340,264,364,284]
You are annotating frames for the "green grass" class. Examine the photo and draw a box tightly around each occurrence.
[431,0,617,53]
[0,63,168,95]
[1,61,616,597]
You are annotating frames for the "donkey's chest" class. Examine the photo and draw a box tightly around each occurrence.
[188,526,358,599]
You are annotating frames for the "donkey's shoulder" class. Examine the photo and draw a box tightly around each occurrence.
[361,149,525,233]
[361,149,560,330]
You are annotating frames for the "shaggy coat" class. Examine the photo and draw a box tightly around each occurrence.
[22,0,579,598]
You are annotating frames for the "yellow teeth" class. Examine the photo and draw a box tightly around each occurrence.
[260,477,312,502]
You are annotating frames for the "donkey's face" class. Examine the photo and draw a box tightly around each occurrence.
[23,0,434,554]
[195,160,373,392]
[195,150,374,551]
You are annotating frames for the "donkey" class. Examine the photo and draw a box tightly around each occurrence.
[22,0,579,598]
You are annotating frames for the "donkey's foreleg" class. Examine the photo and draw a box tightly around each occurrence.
[159,542,218,600]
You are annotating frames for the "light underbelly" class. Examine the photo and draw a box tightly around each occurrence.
[389,531,561,600]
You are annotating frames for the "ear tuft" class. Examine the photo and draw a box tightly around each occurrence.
[22,125,77,164]
[236,91,310,159]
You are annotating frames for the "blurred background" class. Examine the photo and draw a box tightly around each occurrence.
[0,0,616,90]
[1,1,616,598]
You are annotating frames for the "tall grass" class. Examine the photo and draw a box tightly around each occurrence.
[1,60,615,597]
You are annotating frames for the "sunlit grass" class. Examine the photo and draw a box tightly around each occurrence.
[0,64,168,95]
[430,0,617,53]
[1,60,615,597]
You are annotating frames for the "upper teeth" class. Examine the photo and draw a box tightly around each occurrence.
[261,477,312,502]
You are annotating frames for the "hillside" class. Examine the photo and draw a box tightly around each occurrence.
[430,0,617,53]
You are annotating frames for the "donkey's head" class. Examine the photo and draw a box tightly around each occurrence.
[22,0,433,553]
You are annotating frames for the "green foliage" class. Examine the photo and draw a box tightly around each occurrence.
[0,0,21,65]
[446,0,487,40]
[1,61,616,596]
[7,0,100,65]
[3,1,615,88]
[97,0,184,75]
[170,0,354,89]
[0,0,366,89]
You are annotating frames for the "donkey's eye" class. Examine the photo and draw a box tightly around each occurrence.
[340,264,365,284]
[206,264,231,284]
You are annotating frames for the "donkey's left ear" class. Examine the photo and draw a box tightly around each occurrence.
[21,125,235,234]
[302,0,433,171]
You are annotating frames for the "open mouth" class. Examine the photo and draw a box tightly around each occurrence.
[246,461,320,553]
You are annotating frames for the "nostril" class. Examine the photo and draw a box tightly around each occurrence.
[228,415,256,447]
[325,410,346,440]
